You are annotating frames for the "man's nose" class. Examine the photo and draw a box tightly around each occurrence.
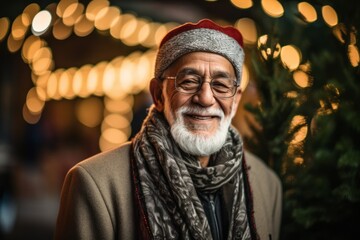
[192,81,215,107]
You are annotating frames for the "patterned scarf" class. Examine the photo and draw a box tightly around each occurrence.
[131,107,258,240]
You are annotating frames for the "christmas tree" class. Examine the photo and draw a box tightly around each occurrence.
[241,0,360,238]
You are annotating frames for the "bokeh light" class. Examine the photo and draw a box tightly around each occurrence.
[32,10,52,36]
[235,18,258,45]
[293,70,311,88]
[0,17,10,42]
[261,0,284,18]
[280,45,301,71]
[231,0,253,9]
[290,115,308,144]
[75,97,103,128]
[348,45,360,67]
[298,2,317,23]
[322,5,338,27]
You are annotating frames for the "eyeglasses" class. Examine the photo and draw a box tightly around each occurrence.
[164,72,239,98]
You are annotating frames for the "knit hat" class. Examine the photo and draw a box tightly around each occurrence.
[154,19,245,83]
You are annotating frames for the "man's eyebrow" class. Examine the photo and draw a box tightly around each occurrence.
[178,67,200,75]
[178,68,232,78]
[211,70,231,78]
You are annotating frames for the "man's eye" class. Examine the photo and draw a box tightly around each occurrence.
[212,79,232,92]
[177,75,200,88]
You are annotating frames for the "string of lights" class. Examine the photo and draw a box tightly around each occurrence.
[0,0,357,152]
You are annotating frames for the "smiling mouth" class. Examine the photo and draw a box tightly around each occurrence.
[185,113,220,120]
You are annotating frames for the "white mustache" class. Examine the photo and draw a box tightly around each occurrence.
[178,106,224,119]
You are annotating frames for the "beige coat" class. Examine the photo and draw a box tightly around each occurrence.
[55,142,282,240]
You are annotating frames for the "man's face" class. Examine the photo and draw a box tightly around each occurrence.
[152,52,242,156]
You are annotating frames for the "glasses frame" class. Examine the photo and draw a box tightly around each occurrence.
[163,73,240,98]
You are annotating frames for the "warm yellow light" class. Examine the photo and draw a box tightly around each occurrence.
[280,45,301,71]
[23,3,41,21]
[290,115,308,144]
[22,36,43,63]
[348,45,360,67]
[99,133,128,152]
[119,14,137,40]
[20,13,31,28]
[32,57,53,76]
[73,68,83,95]
[103,63,116,94]
[11,15,28,40]
[23,104,41,124]
[141,22,160,48]
[94,6,120,31]
[63,3,84,27]
[87,66,99,94]
[231,0,253,9]
[33,71,50,86]
[332,24,346,44]
[74,14,94,37]
[7,34,23,53]
[350,31,356,45]
[257,34,281,60]
[104,113,130,129]
[133,53,152,92]
[58,70,72,98]
[235,18,258,45]
[56,0,77,17]
[294,157,304,165]
[0,17,10,42]
[73,64,92,98]
[286,91,298,99]
[298,2,317,23]
[26,87,45,114]
[32,47,52,63]
[261,0,284,18]
[122,19,140,46]
[293,70,311,88]
[105,57,126,99]
[63,68,77,100]
[35,86,47,101]
[32,10,52,36]
[322,5,338,27]
[240,64,249,91]
[154,24,168,46]
[85,0,110,21]
[258,34,268,47]
[26,94,45,114]
[102,128,128,144]
[52,18,72,40]
[136,19,150,44]
[109,16,122,39]
[119,59,135,94]
[94,61,107,96]
[47,72,58,99]
[104,95,133,113]
[76,97,103,128]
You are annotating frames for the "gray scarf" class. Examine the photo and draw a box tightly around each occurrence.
[131,107,257,239]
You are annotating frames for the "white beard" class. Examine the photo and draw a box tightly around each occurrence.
[163,89,236,157]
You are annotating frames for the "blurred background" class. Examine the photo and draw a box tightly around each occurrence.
[0,0,359,239]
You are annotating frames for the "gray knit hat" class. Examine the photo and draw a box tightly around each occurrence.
[155,19,245,83]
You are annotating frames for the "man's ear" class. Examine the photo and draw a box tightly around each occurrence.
[232,87,242,112]
[150,78,165,111]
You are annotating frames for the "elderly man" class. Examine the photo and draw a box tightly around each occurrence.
[54,19,282,240]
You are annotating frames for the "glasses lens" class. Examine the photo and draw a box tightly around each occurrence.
[211,78,236,98]
[175,72,237,98]
[175,73,201,93]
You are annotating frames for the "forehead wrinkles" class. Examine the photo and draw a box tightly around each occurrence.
[171,53,234,77]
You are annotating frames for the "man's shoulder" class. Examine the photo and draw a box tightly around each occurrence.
[74,142,132,176]
[244,150,281,187]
